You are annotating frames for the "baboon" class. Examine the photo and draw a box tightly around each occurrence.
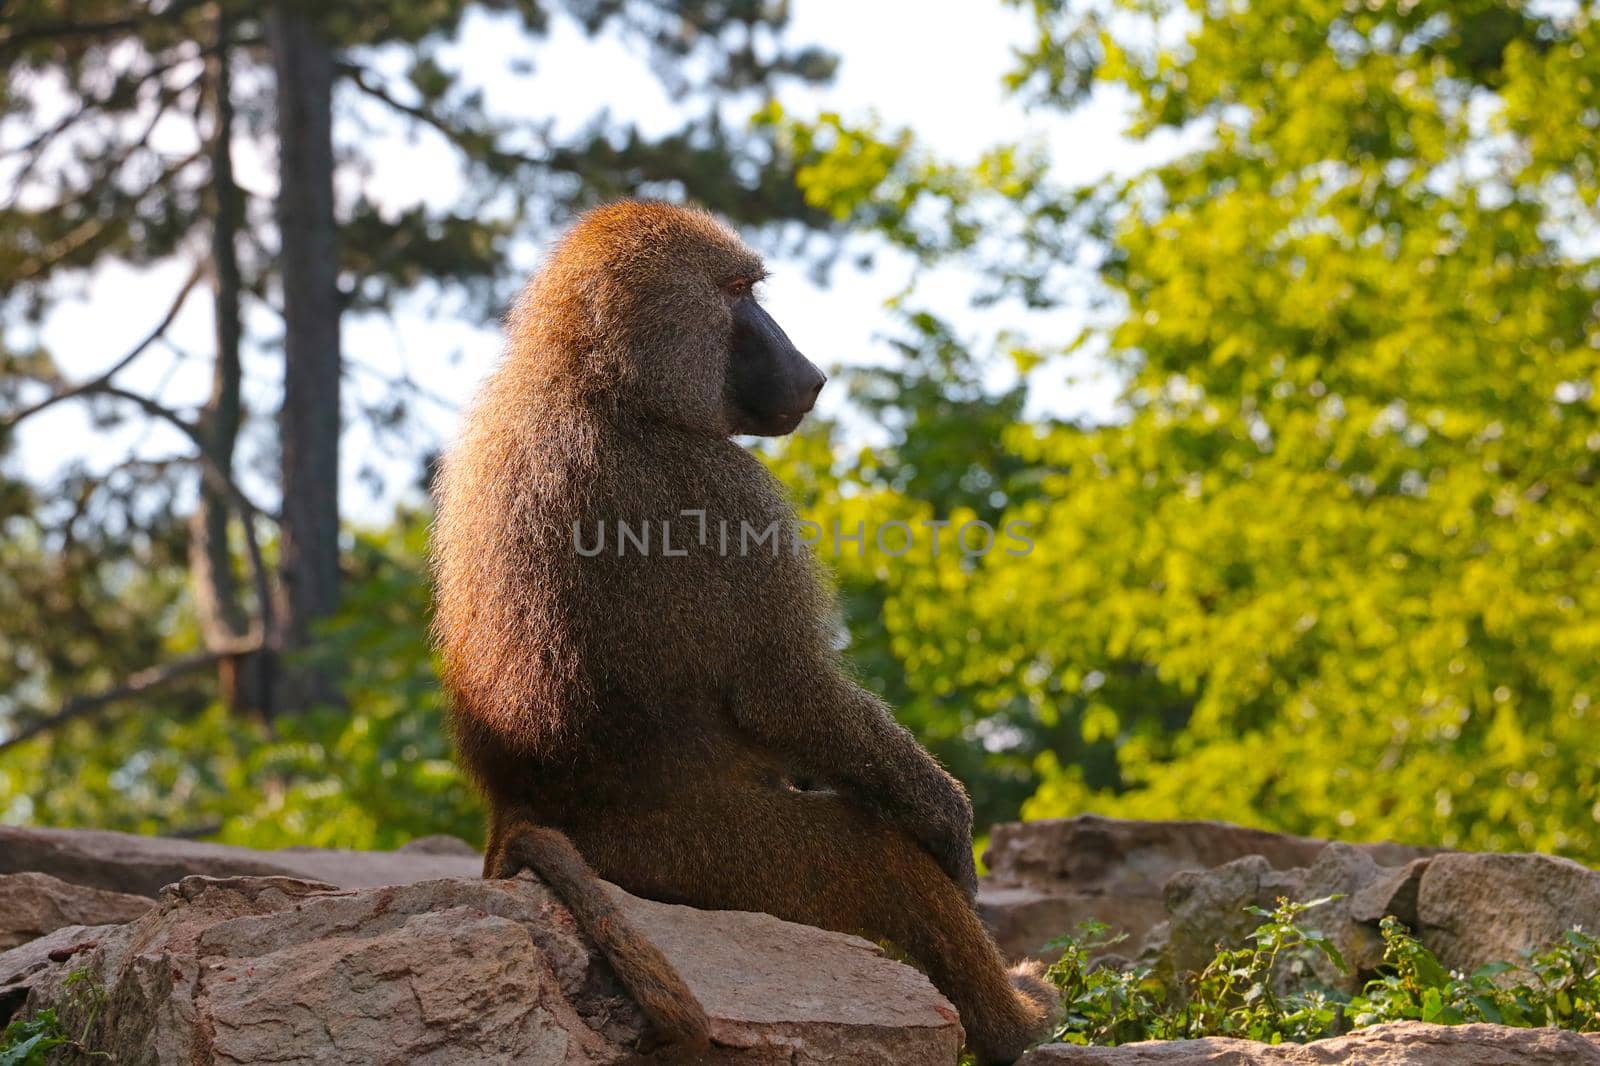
[431,200,1053,1064]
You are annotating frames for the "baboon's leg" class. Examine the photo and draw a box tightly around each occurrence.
[485,811,711,1053]
[569,783,1053,1066]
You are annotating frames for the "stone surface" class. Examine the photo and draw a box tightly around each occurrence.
[0,825,481,897]
[1017,1023,1600,1064]
[0,871,153,949]
[6,819,1594,1066]
[1416,852,1600,974]
[397,833,481,857]
[1160,844,1400,990]
[1143,841,1600,995]
[1162,855,1302,981]
[979,816,1438,962]
[0,922,123,1022]
[0,872,961,1065]
[1348,858,1430,928]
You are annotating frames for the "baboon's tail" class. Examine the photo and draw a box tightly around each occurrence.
[492,823,712,1051]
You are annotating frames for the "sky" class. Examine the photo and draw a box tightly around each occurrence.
[10,0,1180,524]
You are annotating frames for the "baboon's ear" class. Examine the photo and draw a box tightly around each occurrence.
[724,296,826,437]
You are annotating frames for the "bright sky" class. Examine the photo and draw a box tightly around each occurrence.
[12,1,1176,524]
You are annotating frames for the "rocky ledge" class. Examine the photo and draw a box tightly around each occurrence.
[979,815,1600,991]
[4,818,1597,1064]
[1,861,959,1063]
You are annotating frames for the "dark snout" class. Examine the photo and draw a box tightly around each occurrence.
[726,298,827,436]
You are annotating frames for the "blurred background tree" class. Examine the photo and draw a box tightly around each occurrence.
[1,0,834,839]
[3,0,1598,862]
[771,0,1600,856]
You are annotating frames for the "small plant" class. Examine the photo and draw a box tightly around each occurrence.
[1043,920,1171,1045]
[1045,897,1347,1046]
[0,1010,69,1066]
[0,969,109,1065]
[1044,899,1600,1048]
[1351,918,1600,1031]
[1178,896,1346,1043]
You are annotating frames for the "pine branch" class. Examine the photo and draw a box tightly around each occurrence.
[339,61,542,171]
[4,264,205,426]
[0,0,212,52]
[0,645,259,754]
[8,137,205,279]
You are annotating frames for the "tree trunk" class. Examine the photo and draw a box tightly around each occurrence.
[270,0,342,712]
[192,6,274,715]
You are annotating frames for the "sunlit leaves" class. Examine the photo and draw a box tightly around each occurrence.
[779,0,1600,859]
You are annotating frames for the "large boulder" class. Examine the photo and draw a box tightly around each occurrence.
[979,816,1438,962]
[1413,852,1600,974]
[1127,843,1600,994]
[0,872,961,1065]
[1017,1022,1600,1064]
[0,872,153,950]
[1159,847,1600,985]
[0,825,481,897]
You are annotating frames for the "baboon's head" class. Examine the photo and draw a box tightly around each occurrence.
[514,200,826,437]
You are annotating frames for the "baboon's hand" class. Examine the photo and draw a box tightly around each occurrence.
[907,769,978,902]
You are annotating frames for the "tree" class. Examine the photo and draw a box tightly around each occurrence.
[0,1,837,736]
[772,0,1600,857]
[269,1,342,710]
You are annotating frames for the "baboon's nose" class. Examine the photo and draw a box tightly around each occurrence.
[805,370,826,408]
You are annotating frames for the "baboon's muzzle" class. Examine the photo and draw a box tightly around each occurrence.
[727,298,827,436]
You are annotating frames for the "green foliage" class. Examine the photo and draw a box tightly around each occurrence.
[0,1011,68,1066]
[0,514,479,848]
[1356,918,1600,1031]
[1042,920,1170,1045]
[1047,897,1347,1045]
[1018,0,1600,856]
[213,515,481,849]
[1045,902,1600,1047]
[1180,898,1347,1043]
[772,0,1600,857]
[0,969,107,1065]
[0,1011,67,1062]
[1,0,839,801]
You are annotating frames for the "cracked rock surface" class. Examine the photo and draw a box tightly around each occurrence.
[0,871,960,1065]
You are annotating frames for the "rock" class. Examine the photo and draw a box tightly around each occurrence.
[979,816,1438,961]
[0,872,153,949]
[624,888,963,1062]
[1416,852,1600,974]
[1292,844,1392,984]
[397,834,481,857]
[1017,1022,1600,1064]
[1162,855,1301,980]
[979,882,1170,970]
[0,922,123,1021]
[0,873,961,1065]
[0,825,480,897]
[1348,857,1430,929]
[1091,839,1600,995]
[1160,844,1399,990]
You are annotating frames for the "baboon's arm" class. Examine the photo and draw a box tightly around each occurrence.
[727,644,978,899]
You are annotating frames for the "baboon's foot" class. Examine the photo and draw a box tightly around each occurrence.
[967,961,1058,1066]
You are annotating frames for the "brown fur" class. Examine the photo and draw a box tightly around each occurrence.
[486,817,711,1051]
[432,200,1052,1064]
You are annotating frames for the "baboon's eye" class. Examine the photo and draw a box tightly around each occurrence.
[720,276,755,301]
